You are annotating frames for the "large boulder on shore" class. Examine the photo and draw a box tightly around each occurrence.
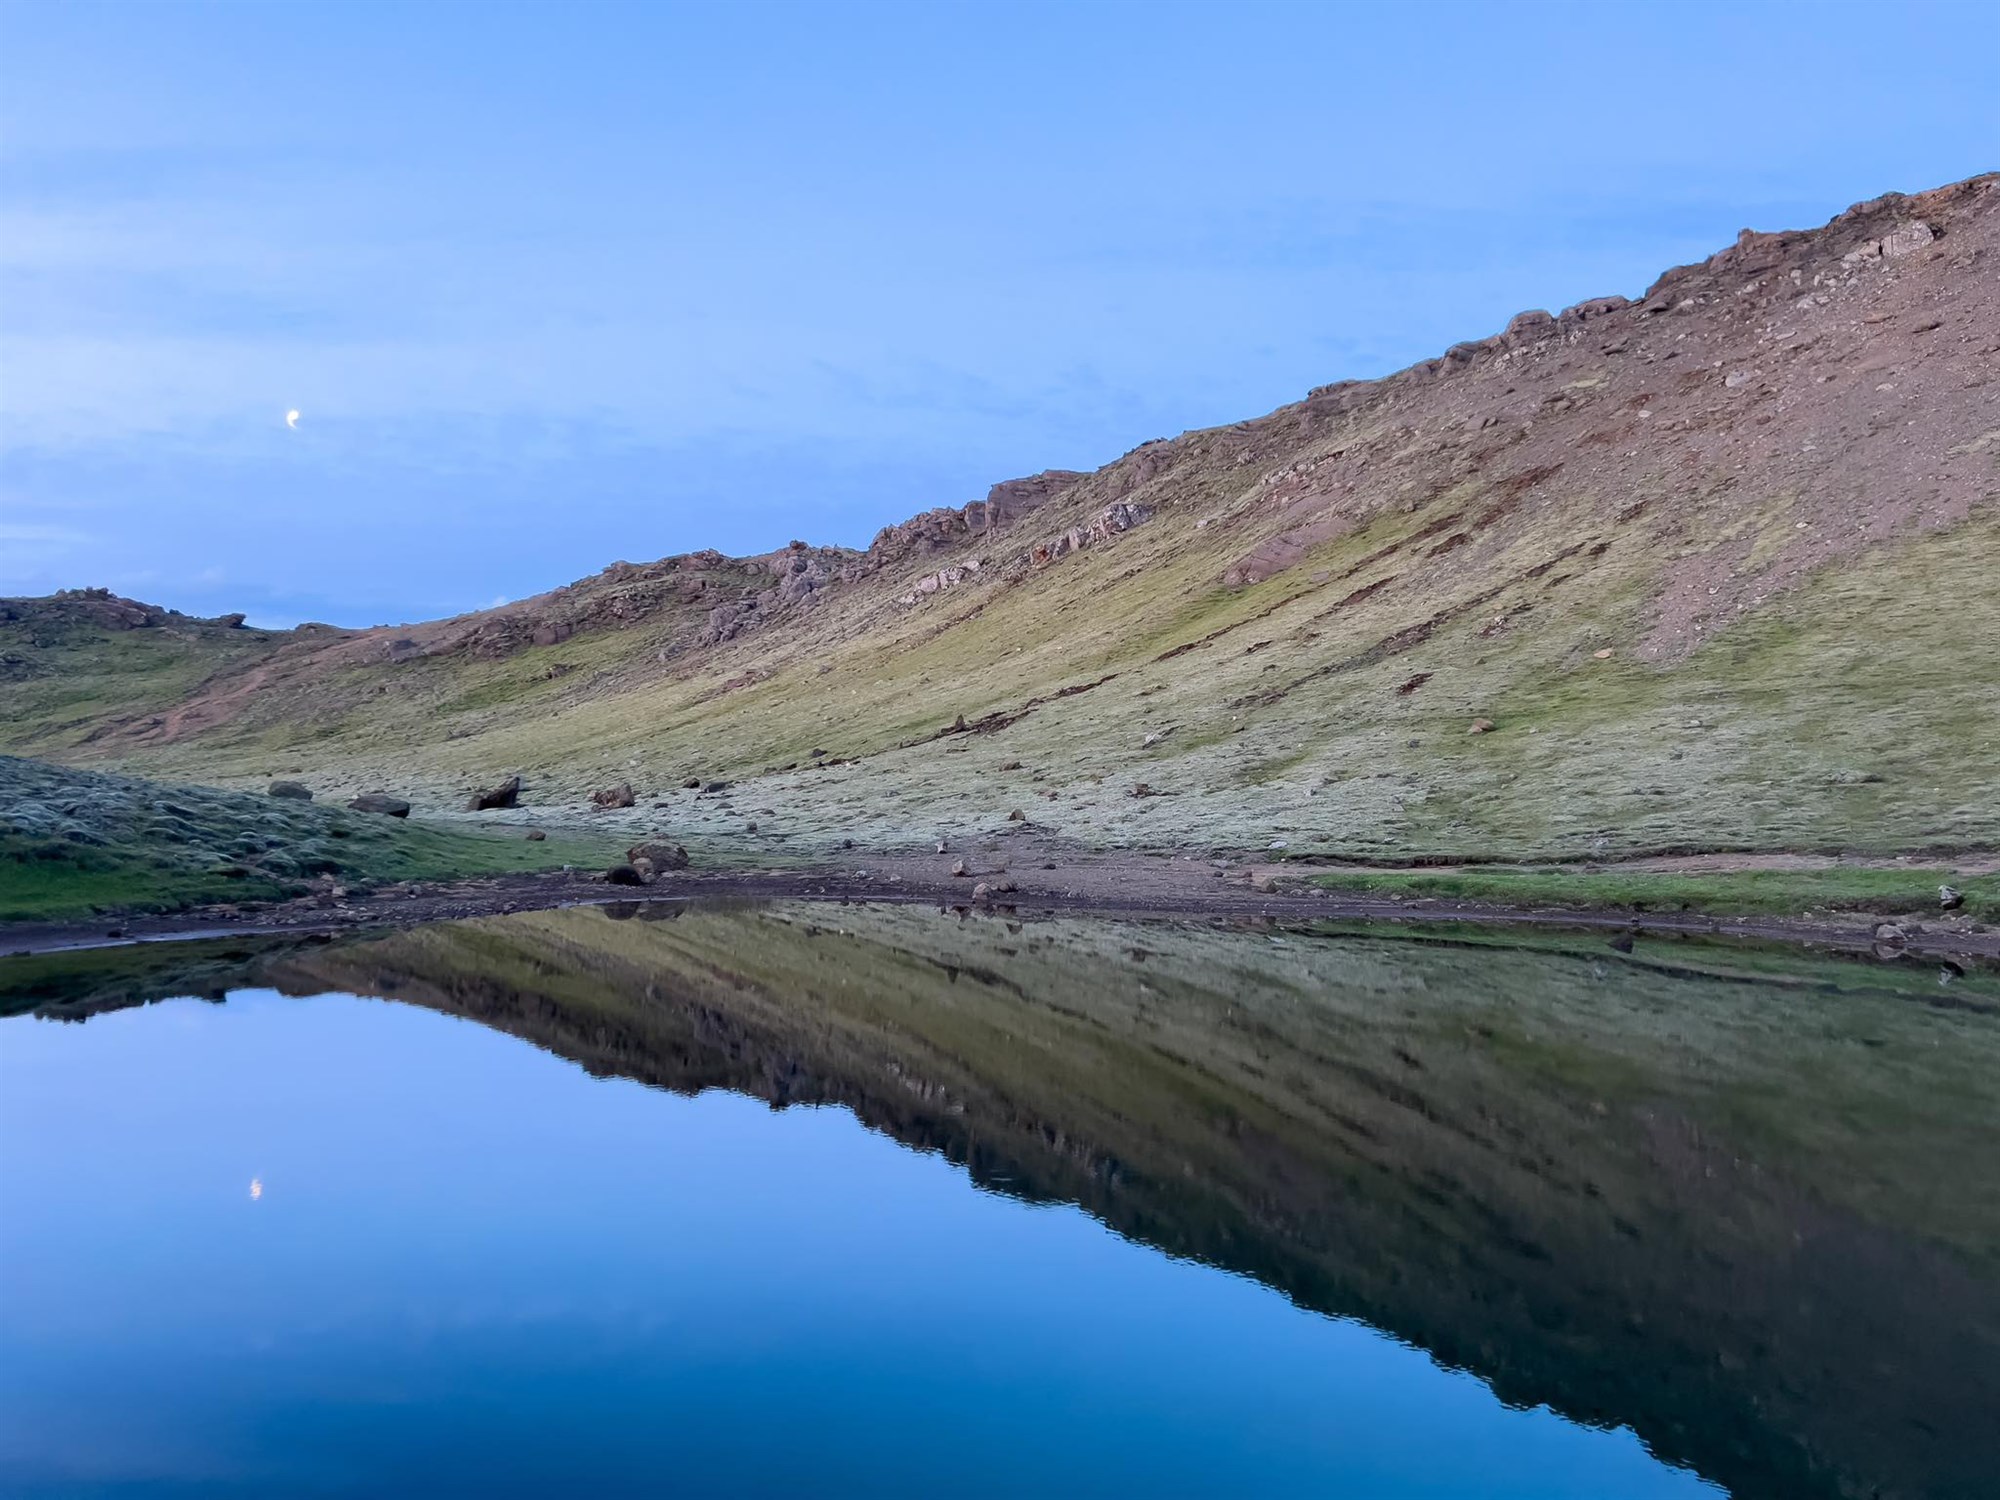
[268,781,313,801]
[348,793,411,817]
[591,782,636,809]
[467,774,521,811]
[627,840,689,873]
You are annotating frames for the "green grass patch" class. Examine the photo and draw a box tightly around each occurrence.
[0,753,619,923]
[0,821,618,923]
[1308,866,1999,920]
[0,859,295,922]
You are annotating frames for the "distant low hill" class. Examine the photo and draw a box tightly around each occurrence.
[5,173,1996,860]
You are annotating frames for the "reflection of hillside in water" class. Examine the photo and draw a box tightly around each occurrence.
[9,904,1999,1500]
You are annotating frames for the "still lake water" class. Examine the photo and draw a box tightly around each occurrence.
[2,902,1995,1498]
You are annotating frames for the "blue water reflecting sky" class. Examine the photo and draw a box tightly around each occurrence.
[0,990,1719,1497]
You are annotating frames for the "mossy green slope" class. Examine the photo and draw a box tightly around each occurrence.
[10,489,1992,864]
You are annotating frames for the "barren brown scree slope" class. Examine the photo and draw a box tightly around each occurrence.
[4,175,1997,868]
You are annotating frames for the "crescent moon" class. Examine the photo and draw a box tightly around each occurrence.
[285,410,300,429]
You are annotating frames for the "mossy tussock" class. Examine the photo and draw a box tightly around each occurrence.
[0,754,614,920]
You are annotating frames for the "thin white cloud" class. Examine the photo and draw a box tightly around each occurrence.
[0,522,88,544]
[0,520,91,588]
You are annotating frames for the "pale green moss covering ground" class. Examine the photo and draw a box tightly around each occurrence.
[0,755,617,921]
[1308,866,1999,920]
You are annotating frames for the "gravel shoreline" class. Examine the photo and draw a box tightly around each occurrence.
[7,852,1998,964]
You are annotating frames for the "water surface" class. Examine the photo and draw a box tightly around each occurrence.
[3,903,1995,1498]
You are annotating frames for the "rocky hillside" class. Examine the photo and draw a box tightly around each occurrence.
[4,173,1996,860]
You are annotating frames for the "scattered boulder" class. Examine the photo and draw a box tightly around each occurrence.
[1843,220,1935,266]
[592,782,636,809]
[1940,885,1965,911]
[1469,718,1497,734]
[1006,809,1026,821]
[628,840,689,872]
[951,858,969,877]
[998,760,1023,771]
[525,829,547,841]
[972,878,1017,901]
[268,781,313,801]
[703,780,730,793]
[682,777,702,789]
[468,774,521,811]
[1881,220,1936,258]
[1504,308,1557,343]
[348,794,411,817]
[604,863,648,886]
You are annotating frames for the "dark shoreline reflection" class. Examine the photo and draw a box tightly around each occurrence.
[6,904,1998,1499]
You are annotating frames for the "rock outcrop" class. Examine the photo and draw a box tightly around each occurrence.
[627,839,689,874]
[467,775,521,811]
[867,470,1087,568]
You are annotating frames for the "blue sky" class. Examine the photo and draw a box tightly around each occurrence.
[2,0,1994,627]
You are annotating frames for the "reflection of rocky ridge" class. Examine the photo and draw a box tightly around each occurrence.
[8,908,1998,1500]
[0,932,324,1020]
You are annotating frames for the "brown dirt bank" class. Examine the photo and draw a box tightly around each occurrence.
[6,847,1998,962]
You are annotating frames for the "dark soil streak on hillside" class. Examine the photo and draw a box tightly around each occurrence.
[910,671,1124,744]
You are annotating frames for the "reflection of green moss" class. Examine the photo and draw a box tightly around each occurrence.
[270,903,2000,1267]
[1309,866,2000,919]
[0,933,319,1018]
